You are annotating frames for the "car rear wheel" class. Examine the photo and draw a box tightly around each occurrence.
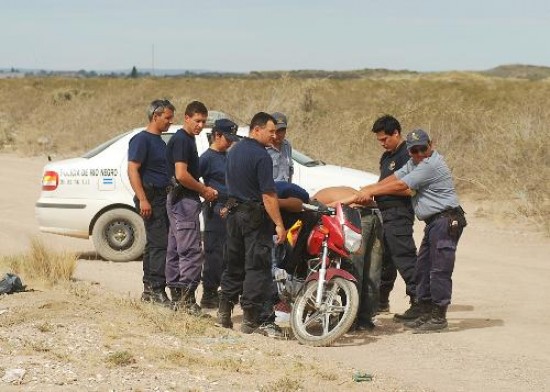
[92,208,145,262]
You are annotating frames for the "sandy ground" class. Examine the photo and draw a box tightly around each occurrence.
[2,153,550,391]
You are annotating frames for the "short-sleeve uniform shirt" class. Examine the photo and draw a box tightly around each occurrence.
[226,137,275,202]
[128,130,169,187]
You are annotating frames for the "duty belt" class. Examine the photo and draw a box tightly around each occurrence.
[376,200,410,210]
[425,206,464,225]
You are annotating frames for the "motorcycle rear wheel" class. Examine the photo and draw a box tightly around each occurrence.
[290,277,358,347]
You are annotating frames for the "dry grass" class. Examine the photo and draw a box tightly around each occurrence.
[1,75,548,230]
[0,281,358,390]
[1,237,77,285]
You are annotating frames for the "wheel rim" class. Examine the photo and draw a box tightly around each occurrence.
[293,278,353,340]
[104,219,135,251]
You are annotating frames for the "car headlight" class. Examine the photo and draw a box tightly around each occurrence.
[343,225,362,254]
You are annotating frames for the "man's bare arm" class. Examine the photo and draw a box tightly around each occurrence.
[263,191,287,244]
[175,161,217,201]
[128,161,151,218]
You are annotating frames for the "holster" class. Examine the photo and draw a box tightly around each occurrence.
[169,177,196,205]
[241,202,265,230]
[448,206,467,237]
[229,199,264,230]
[169,184,185,205]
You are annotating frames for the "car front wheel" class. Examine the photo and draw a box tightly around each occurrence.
[92,208,145,262]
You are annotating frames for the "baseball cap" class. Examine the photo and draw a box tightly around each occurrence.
[212,118,240,142]
[272,112,288,130]
[406,129,431,149]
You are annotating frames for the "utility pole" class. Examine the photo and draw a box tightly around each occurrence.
[152,44,155,76]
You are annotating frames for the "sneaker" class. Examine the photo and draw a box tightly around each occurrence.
[258,322,286,339]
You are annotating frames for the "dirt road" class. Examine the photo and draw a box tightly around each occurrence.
[2,153,550,391]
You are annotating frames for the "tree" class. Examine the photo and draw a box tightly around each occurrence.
[130,66,138,78]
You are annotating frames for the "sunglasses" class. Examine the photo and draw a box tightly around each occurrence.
[151,99,173,115]
[409,145,428,154]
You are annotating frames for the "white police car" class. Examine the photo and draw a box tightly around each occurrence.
[36,125,378,262]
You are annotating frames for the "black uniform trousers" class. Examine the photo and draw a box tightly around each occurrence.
[220,208,274,312]
[202,202,227,292]
[379,205,417,300]
[134,187,169,290]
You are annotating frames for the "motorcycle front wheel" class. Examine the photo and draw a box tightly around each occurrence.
[290,277,359,347]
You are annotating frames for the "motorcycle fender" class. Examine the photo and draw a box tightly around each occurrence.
[305,268,357,284]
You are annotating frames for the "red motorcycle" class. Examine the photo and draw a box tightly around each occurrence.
[275,202,362,346]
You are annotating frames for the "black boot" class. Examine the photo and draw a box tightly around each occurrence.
[393,297,423,322]
[377,290,390,314]
[170,287,182,302]
[240,307,260,334]
[177,288,203,316]
[142,284,173,308]
[200,289,220,309]
[141,283,153,302]
[404,300,432,328]
[416,304,448,332]
[216,298,234,329]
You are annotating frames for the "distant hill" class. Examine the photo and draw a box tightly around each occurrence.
[482,64,550,80]
[3,64,550,80]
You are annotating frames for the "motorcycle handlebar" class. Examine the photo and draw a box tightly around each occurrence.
[302,203,336,215]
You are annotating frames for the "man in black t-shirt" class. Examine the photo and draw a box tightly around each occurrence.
[165,101,218,315]
[217,112,287,335]
[128,99,175,307]
[371,115,419,321]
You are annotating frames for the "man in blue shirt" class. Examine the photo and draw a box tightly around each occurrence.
[165,101,218,315]
[128,99,175,307]
[217,112,287,335]
[199,118,239,309]
[267,112,293,182]
[356,129,467,332]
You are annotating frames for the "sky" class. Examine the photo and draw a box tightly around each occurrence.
[2,0,550,73]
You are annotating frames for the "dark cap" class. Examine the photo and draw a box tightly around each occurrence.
[213,119,240,142]
[272,112,288,130]
[406,129,431,149]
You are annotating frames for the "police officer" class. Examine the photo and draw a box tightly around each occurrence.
[371,115,419,321]
[258,181,310,338]
[356,129,467,332]
[198,118,240,309]
[217,112,287,334]
[165,101,218,315]
[127,99,175,307]
[267,112,293,182]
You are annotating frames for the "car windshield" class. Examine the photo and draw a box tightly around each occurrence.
[82,131,132,158]
[292,149,325,167]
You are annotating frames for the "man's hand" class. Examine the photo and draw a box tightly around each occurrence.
[139,198,152,219]
[355,189,374,205]
[274,224,287,245]
[201,186,218,202]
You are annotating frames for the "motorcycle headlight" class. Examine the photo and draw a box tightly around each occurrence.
[343,225,362,254]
